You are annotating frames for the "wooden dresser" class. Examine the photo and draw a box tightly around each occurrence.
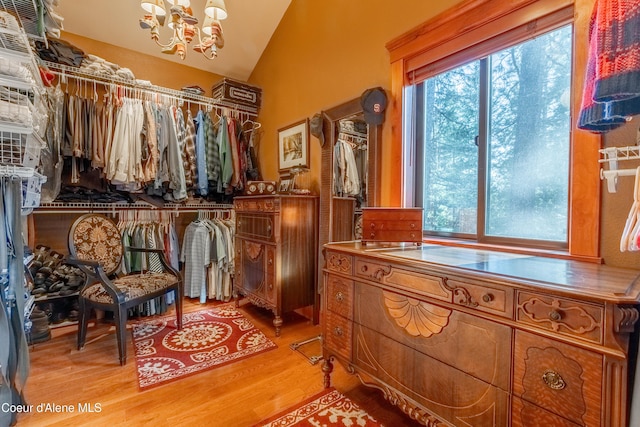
[322,242,640,426]
[234,195,318,336]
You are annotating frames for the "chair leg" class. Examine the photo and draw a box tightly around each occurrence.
[174,288,183,330]
[114,305,128,366]
[77,298,91,350]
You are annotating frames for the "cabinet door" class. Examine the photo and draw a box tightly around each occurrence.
[236,213,277,243]
[237,238,273,303]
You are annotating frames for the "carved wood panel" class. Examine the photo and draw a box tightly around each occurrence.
[513,330,602,426]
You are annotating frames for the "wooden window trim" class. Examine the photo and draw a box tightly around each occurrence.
[386,0,602,262]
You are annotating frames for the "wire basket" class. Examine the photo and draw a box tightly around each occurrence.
[0,10,31,59]
[0,130,42,167]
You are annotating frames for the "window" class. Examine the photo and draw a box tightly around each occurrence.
[409,25,573,249]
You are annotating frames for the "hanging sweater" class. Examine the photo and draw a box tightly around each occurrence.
[578,0,640,132]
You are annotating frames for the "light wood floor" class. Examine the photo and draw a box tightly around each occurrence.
[17,298,422,427]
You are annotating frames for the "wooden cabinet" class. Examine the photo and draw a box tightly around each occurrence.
[322,242,640,426]
[234,195,318,336]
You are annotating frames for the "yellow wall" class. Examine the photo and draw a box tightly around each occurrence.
[60,32,224,91]
[248,0,465,199]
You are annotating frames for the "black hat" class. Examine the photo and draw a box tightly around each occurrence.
[361,87,387,125]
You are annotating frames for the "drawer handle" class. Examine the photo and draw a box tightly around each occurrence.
[549,310,563,321]
[370,223,376,229]
[268,258,273,266]
[335,291,344,302]
[267,224,272,234]
[361,265,368,273]
[410,223,416,229]
[333,327,343,337]
[542,370,566,390]
[268,283,273,290]
[482,293,494,303]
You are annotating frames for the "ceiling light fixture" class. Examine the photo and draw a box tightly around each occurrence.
[139,0,226,60]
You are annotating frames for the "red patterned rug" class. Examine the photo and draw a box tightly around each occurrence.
[255,388,383,427]
[132,306,277,390]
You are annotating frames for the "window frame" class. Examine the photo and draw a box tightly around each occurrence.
[386,0,601,262]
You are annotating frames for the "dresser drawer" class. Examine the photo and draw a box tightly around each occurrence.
[513,330,602,426]
[326,275,354,319]
[324,311,353,361]
[236,213,277,242]
[234,197,279,212]
[361,208,423,244]
[516,291,603,343]
[354,258,451,301]
[447,279,513,318]
[512,397,581,427]
[325,251,352,275]
[354,323,510,426]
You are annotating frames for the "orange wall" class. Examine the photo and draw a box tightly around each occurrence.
[247,0,465,200]
[57,3,639,269]
[60,32,224,91]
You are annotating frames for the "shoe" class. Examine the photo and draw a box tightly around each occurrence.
[193,37,214,53]
[161,40,178,54]
[210,21,224,49]
[29,328,51,344]
[170,5,198,26]
[139,14,159,30]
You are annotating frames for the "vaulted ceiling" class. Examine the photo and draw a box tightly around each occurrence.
[56,0,291,81]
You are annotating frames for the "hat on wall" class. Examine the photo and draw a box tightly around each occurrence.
[361,87,387,125]
[310,112,325,146]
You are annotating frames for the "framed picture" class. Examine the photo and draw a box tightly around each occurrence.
[278,178,291,193]
[278,119,309,172]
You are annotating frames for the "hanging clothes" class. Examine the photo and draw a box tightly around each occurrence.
[194,109,209,196]
[334,138,361,197]
[0,176,29,427]
[181,211,235,302]
[578,0,640,132]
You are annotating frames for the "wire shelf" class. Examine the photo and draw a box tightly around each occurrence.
[0,0,46,41]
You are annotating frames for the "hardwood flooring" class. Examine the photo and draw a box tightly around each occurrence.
[16,298,422,427]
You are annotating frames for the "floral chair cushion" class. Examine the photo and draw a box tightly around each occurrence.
[69,214,123,276]
[81,272,178,304]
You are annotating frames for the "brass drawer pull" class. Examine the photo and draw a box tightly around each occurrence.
[549,310,562,321]
[335,291,344,302]
[334,327,343,337]
[482,293,494,303]
[542,370,566,390]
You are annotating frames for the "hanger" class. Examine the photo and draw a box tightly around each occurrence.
[620,166,640,251]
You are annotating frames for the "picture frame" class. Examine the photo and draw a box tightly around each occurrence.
[278,118,309,172]
[278,178,291,193]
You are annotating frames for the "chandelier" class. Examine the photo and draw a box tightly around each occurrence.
[139,0,227,60]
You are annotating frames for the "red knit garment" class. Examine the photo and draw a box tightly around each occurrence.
[578,0,640,133]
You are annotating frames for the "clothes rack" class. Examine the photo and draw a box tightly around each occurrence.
[32,201,235,216]
[43,61,259,117]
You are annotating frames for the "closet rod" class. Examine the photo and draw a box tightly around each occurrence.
[42,61,259,116]
[33,201,235,215]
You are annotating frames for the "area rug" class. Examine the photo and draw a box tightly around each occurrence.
[132,306,277,390]
[254,388,383,427]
